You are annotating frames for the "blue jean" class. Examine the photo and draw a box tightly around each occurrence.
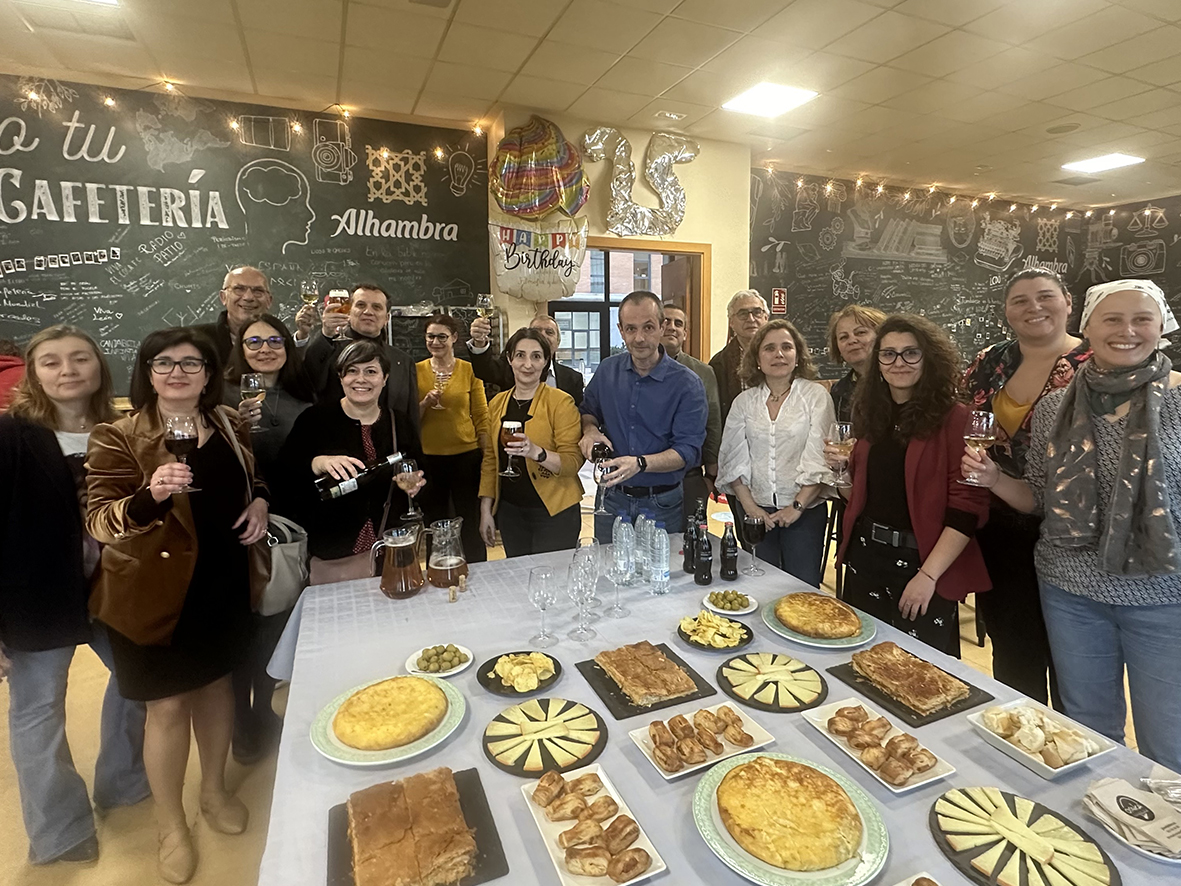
[1040,580,1181,774]
[6,626,150,863]
[754,504,828,588]
[593,484,685,542]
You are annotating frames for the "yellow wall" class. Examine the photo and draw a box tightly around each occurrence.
[489,110,750,357]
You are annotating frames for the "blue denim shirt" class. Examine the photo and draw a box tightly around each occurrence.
[581,348,707,485]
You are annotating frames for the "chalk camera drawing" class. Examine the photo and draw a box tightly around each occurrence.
[1120,239,1166,276]
[312,119,357,186]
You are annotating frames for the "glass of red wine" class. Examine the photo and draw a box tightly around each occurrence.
[741,514,766,576]
[591,442,614,515]
[164,415,200,493]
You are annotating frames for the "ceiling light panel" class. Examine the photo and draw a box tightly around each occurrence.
[1061,153,1145,173]
[723,82,818,118]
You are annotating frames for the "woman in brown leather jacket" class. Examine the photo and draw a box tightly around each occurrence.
[86,327,268,884]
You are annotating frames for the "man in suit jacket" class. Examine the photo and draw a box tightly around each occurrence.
[302,283,421,439]
[466,313,584,406]
[193,266,273,366]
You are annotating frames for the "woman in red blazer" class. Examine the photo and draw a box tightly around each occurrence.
[827,314,990,656]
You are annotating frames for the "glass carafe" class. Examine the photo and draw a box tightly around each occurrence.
[371,525,424,599]
[427,518,468,589]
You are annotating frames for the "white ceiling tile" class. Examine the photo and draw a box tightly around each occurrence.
[438,22,539,73]
[823,11,951,64]
[887,30,1009,78]
[341,84,418,115]
[32,32,159,80]
[565,87,653,121]
[161,55,253,93]
[236,0,343,40]
[670,0,793,32]
[341,47,431,93]
[1114,0,1181,21]
[0,24,61,68]
[499,75,585,112]
[619,0,683,12]
[424,61,514,101]
[1059,121,1143,149]
[352,0,451,17]
[345,5,446,55]
[1125,105,1181,132]
[767,94,871,127]
[1127,56,1181,88]
[685,109,766,140]
[878,80,983,114]
[880,114,958,141]
[119,0,236,24]
[661,69,747,107]
[519,42,622,86]
[595,56,693,96]
[943,46,1061,90]
[785,51,876,92]
[753,0,886,48]
[1050,76,1154,113]
[1089,88,1180,122]
[253,70,338,104]
[453,0,566,36]
[412,92,492,122]
[627,17,742,68]
[830,105,919,135]
[700,35,812,83]
[829,67,933,103]
[1022,7,1159,61]
[993,64,1110,101]
[548,1,663,54]
[939,91,1029,124]
[628,97,714,128]
[244,30,340,77]
[1090,129,1177,154]
[891,0,1005,27]
[962,0,1107,44]
[129,16,244,65]
[1075,26,1181,75]
[976,101,1078,132]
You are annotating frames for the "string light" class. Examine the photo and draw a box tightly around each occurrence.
[971,199,979,208]
[230,119,240,130]
[928,184,937,193]
[1050,203,1058,211]
[825,181,834,194]
[163,81,175,91]
[434,147,445,159]
[1031,204,1039,213]
[988,193,996,201]
[948,195,956,204]
[1146,207,1153,215]
[1085,210,1093,217]
[103,96,115,107]
[473,123,483,136]
[875,183,884,194]
[855,177,863,188]
[1065,211,1074,219]
[796,177,804,188]
[903,191,911,201]
[291,121,303,133]
[1109,208,1116,216]
[26,91,37,100]
[1009,204,1017,212]
[381,149,389,159]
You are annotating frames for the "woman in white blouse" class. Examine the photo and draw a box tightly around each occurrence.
[717,320,835,586]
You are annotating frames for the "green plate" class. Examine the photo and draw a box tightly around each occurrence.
[310,675,465,766]
[761,600,877,649]
[692,752,889,886]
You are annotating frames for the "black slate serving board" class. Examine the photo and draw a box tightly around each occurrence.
[326,768,508,886]
[826,662,993,727]
[676,619,755,653]
[715,652,829,714]
[475,651,563,696]
[575,642,717,720]
[480,698,608,777]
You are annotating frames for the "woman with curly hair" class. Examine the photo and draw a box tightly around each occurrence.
[826,314,990,655]
[717,320,835,586]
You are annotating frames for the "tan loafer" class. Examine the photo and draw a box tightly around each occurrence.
[158,828,196,884]
[200,794,249,835]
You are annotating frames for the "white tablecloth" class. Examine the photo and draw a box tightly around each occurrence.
[258,544,1165,886]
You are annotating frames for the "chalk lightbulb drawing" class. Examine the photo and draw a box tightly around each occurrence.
[448,151,476,196]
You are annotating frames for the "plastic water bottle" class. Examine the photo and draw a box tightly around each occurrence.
[634,512,651,583]
[650,522,670,595]
[612,516,635,585]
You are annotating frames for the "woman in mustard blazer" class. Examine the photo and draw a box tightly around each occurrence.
[479,327,584,557]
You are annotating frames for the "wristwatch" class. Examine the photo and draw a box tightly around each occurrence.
[535,448,547,465]
[792,500,804,511]
[635,455,648,474]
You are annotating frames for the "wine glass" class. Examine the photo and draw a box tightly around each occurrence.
[960,410,998,486]
[591,442,614,515]
[577,537,602,613]
[475,293,494,319]
[299,281,320,307]
[566,561,597,643]
[825,421,854,489]
[163,415,200,493]
[240,372,266,432]
[741,514,766,577]
[499,420,523,478]
[602,543,631,619]
[528,567,558,649]
[324,289,351,341]
[431,368,449,409]
[399,459,423,519]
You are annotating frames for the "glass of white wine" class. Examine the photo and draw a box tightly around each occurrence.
[299,280,319,308]
[960,411,997,486]
[475,293,494,319]
[826,421,854,489]
[240,373,266,432]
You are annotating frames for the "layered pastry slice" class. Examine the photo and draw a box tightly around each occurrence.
[851,642,969,716]
[594,641,697,707]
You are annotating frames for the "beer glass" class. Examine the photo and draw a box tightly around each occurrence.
[499,420,523,478]
[324,289,351,341]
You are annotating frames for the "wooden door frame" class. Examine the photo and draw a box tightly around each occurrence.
[587,236,712,359]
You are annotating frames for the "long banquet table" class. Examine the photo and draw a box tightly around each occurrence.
[258,543,1166,886]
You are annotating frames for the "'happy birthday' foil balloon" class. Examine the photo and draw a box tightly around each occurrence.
[490,116,589,219]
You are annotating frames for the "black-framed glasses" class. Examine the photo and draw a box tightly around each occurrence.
[244,335,285,351]
[425,333,452,342]
[733,307,767,320]
[878,347,924,365]
[149,357,207,374]
[225,284,269,297]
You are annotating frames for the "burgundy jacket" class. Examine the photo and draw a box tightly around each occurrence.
[837,401,992,602]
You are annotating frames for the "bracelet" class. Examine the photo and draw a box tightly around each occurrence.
[918,567,938,582]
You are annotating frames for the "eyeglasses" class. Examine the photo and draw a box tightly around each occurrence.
[425,333,452,342]
[149,357,207,374]
[878,348,924,365]
[244,335,285,351]
[733,307,767,321]
[225,284,270,297]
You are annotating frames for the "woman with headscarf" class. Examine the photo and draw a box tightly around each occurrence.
[965,279,1181,774]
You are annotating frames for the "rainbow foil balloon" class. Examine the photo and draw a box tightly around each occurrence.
[491,116,589,219]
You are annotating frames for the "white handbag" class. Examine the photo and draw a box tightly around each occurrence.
[259,514,310,616]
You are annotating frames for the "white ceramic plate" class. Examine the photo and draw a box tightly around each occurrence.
[309,675,465,767]
[519,763,667,886]
[404,644,474,678]
[703,592,758,616]
[802,698,954,794]
[1086,811,1181,865]
[966,698,1116,780]
[628,702,774,780]
[760,600,877,649]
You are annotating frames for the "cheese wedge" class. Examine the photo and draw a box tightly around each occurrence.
[1028,862,1048,886]
[731,680,759,700]
[1047,839,1101,862]
[971,840,1006,877]
[967,787,998,813]
[946,789,991,818]
[484,721,521,737]
[1031,815,1066,835]
[1050,855,1111,886]
[497,740,532,767]
[753,683,777,704]
[519,698,544,720]
[984,786,1006,809]
[523,742,544,772]
[1015,796,1035,824]
[947,833,1003,852]
[939,815,997,835]
[997,849,1023,886]
[991,804,1055,864]
[544,740,578,768]
[936,798,988,823]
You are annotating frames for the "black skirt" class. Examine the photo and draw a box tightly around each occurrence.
[108,432,252,701]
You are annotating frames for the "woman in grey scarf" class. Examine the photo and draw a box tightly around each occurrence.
[963,279,1181,774]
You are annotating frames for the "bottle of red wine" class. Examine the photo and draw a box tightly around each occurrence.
[316,452,405,500]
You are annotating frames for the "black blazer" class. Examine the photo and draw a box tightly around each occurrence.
[468,346,584,407]
[192,311,234,368]
[0,415,93,651]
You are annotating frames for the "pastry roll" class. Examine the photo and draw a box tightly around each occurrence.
[864,716,892,739]
[723,723,754,747]
[860,745,889,770]
[675,737,707,764]
[603,814,640,854]
[907,748,937,772]
[668,714,695,739]
[648,720,674,748]
[580,795,619,823]
[608,848,651,883]
[716,705,742,728]
[846,729,880,750]
[885,733,919,759]
[545,794,587,821]
[567,772,604,798]
[836,705,869,722]
[827,716,857,736]
[565,845,611,877]
[878,756,914,786]
[694,709,722,734]
[532,770,566,807]
[558,818,605,849]
[696,725,724,755]
[652,744,683,772]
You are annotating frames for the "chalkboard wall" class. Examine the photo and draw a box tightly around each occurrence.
[0,74,489,388]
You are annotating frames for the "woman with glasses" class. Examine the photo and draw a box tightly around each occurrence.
[0,325,149,866]
[416,314,489,562]
[961,269,1088,705]
[222,315,313,764]
[827,304,887,423]
[717,320,834,586]
[478,328,584,557]
[85,328,269,883]
[825,315,990,656]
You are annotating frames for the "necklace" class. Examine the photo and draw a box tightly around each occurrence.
[767,384,791,403]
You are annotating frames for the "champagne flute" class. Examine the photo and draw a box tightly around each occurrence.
[591,442,614,515]
[163,415,200,493]
[324,289,351,341]
[960,410,998,486]
[431,368,449,410]
[602,543,631,619]
[528,567,558,648]
[399,459,423,519]
[475,293,494,319]
[576,537,602,614]
[499,420,523,478]
[825,421,855,489]
[240,372,266,432]
[566,560,597,643]
[741,514,766,576]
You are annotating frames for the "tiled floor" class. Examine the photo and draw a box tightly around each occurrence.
[0,494,1134,885]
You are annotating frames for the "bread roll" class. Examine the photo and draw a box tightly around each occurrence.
[716,705,742,727]
[846,729,880,750]
[652,744,683,772]
[545,794,587,821]
[603,814,640,855]
[580,795,619,823]
[668,714,695,739]
[827,716,857,736]
[860,745,889,770]
[567,772,604,798]
[723,723,754,747]
[675,737,707,764]
[532,770,566,807]
[694,709,722,734]
[648,720,674,748]
[836,705,869,722]
[565,845,610,877]
[608,848,651,883]
[696,725,724,755]
[558,819,605,849]
[885,733,919,759]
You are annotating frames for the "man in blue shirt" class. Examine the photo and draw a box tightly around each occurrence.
[580,291,708,539]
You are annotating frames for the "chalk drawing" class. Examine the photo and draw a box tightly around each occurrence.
[796,242,821,264]
[237,116,291,151]
[366,145,427,206]
[34,256,45,270]
[818,226,838,251]
[136,110,230,173]
[792,182,819,232]
[824,181,847,214]
[432,278,474,305]
[16,78,77,116]
[946,201,976,250]
[750,174,764,239]
[1036,217,1060,254]
[234,158,315,255]
[759,235,789,277]
[0,117,39,155]
[1128,204,1167,238]
[831,261,859,300]
[1120,238,1166,275]
[974,217,1022,272]
[312,119,357,185]
[444,149,476,197]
